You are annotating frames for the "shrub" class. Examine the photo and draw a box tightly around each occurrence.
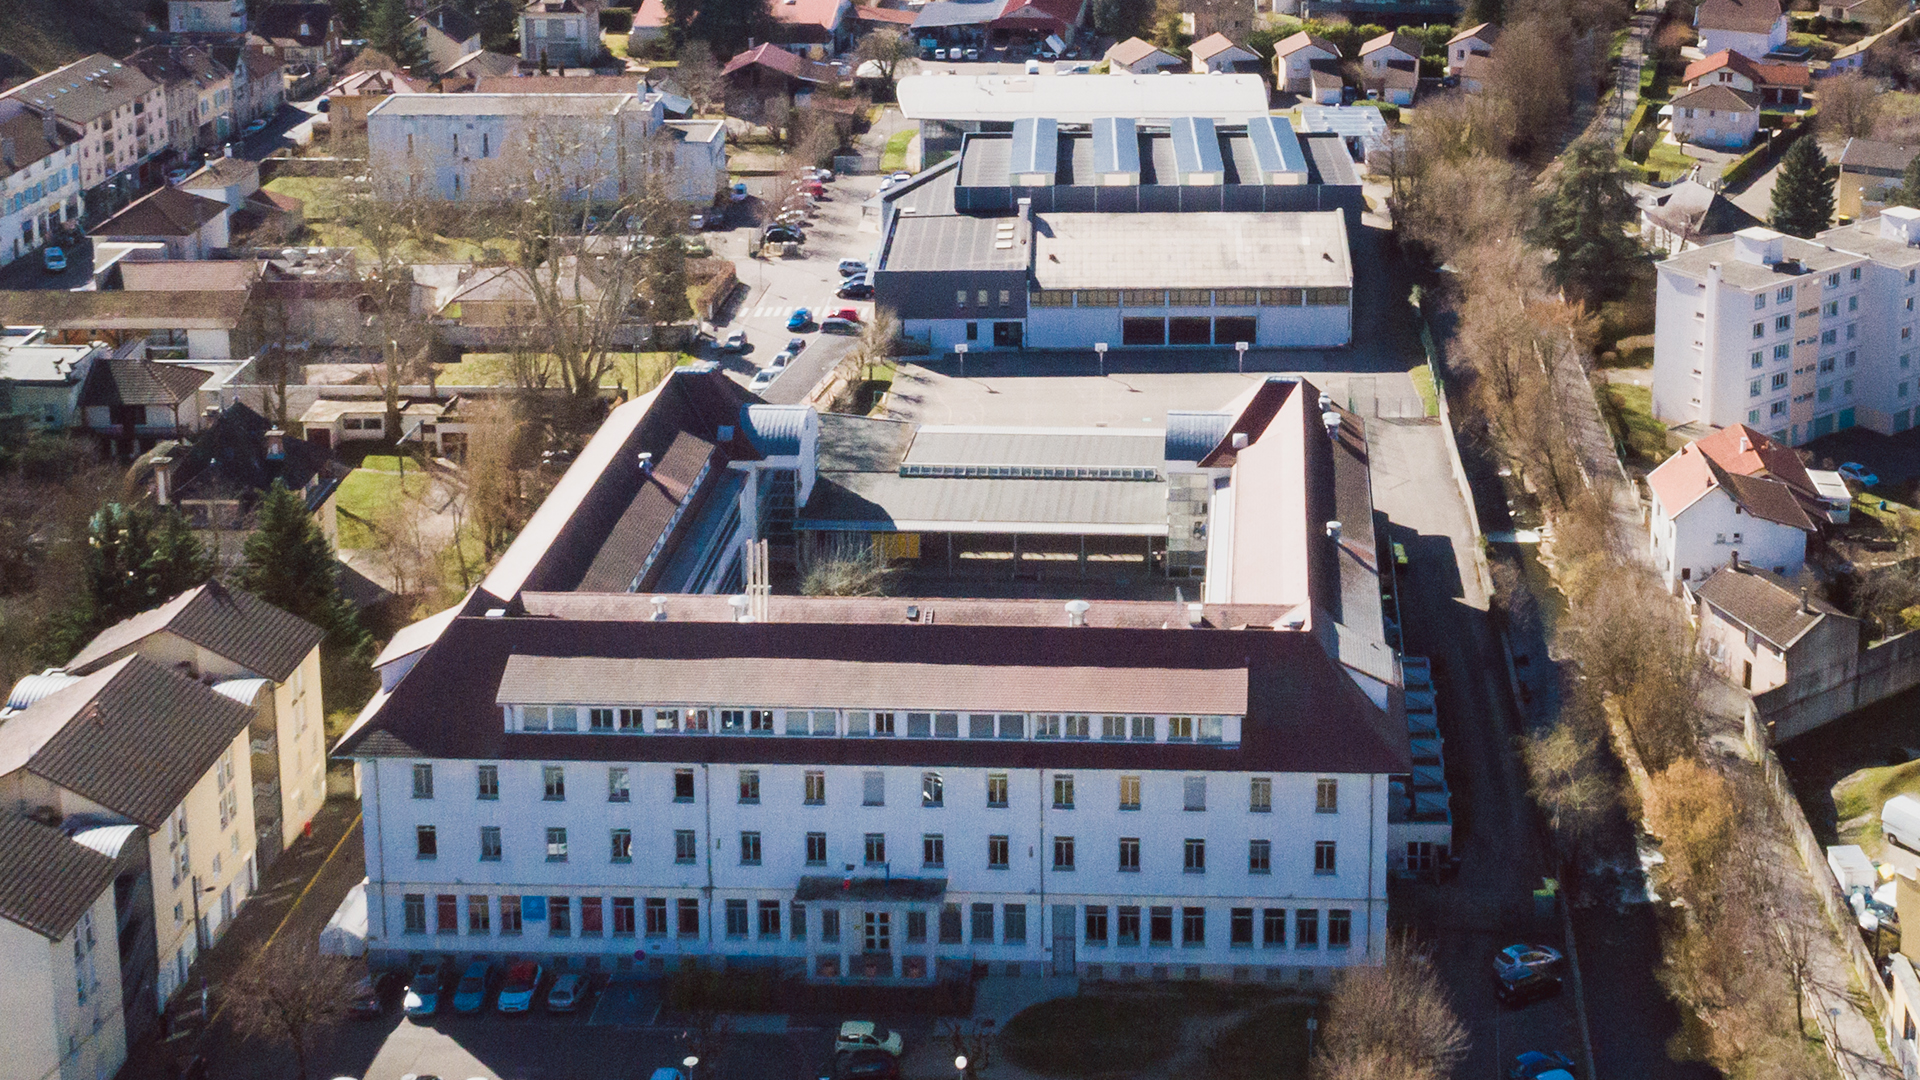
[599,6,633,31]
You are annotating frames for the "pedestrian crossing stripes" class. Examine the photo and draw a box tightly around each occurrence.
[747,301,873,320]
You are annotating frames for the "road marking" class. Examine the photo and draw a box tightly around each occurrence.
[206,811,362,1027]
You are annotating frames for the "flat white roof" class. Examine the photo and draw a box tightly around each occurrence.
[897,72,1271,124]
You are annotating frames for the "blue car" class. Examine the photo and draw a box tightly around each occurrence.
[787,308,812,331]
[451,961,490,1013]
[1508,1050,1576,1080]
[42,247,66,274]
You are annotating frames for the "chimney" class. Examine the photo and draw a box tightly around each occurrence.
[1729,550,1739,570]
[42,111,56,146]
[265,427,285,460]
[1800,587,1812,615]
[152,454,175,506]
[1064,599,1090,627]
[1738,433,1751,453]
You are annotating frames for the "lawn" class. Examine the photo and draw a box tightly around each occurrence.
[880,129,914,172]
[1601,383,1671,467]
[1643,140,1695,183]
[335,465,432,550]
[603,30,629,60]
[1408,362,1439,417]
[263,177,516,263]
[434,351,689,392]
[1002,991,1311,1080]
[1833,758,1920,859]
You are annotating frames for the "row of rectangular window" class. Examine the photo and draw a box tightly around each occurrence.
[421,824,1337,876]
[1026,288,1351,308]
[421,764,1339,816]
[507,707,1237,743]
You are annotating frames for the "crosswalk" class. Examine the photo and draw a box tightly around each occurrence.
[743,299,872,322]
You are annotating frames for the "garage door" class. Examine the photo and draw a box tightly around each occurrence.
[1168,317,1211,345]
[1213,316,1256,345]
[1123,317,1165,346]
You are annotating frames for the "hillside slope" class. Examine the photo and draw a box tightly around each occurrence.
[0,0,154,84]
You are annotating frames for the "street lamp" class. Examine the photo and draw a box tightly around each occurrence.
[1235,340,1249,374]
[1094,341,1107,377]
[1305,1016,1318,1061]
[955,342,968,379]
[955,1054,974,1080]
[682,1056,698,1078]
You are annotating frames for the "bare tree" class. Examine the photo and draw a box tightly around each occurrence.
[459,398,532,561]
[671,43,725,116]
[1314,935,1468,1080]
[853,28,911,101]
[223,939,362,1080]
[800,533,899,596]
[1821,71,1883,140]
[1521,693,1618,871]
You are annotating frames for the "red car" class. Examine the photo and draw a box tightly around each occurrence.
[831,308,862,323]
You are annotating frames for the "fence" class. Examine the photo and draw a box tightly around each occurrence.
[833,153,881,176]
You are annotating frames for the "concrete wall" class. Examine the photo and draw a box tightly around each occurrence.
[1752,630,1920,743]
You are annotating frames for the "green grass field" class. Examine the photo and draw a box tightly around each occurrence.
[1601,383,1671,467]
[335,465,432,549]
[263,177,515,263]
[1833,759,1920,859]
[880,129,915,172]
[1408,363,1439,417]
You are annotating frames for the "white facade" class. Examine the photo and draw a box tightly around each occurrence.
[1697,18,1788,60]
[366,93,723,206]
[0,103,84,266]
[0,892,127,1080]
[170,0,248,34]
[1649,484,1807,590]
[1,57,168,206]
[520,5,600,67]
[1276,42,1337,94]
[1653,218,1920,445]
[1669,93,1759,150]
[359,749,1389,982]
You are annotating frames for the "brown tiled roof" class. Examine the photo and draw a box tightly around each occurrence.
[1360,31,1421,57]
[1191,33,1248,62]
[66,580,324,682]
[1714,464,1819,531]
[0,815,118,939]
[1840,137,1920,173]
[1447,21,1499,45]
[0,290,250,330]
[1274,31,1338,57]
[89,186,228,239]
[0,656,258,828]
[2,55,160,128]
[1696,0,1783,34]
[416,4,482,43]
[1106,37,1171,67]
[334,614,1409,775]
[79,358,212,409]
[1669,83,1760,113]
[1695,561,1853,649]
[117,260,260,293]
[1683,49,1762,85]
[0,104,81,183]
[254,4,335,47]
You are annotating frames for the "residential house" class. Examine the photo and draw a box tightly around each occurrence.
[1689,557,1859,692]
[1694,0,1789,59]
[988,0,1085,50]
[250,4,342,76]
[1819,0,1898,28]
[1446,22,1497,75]
[411,6,485,76]
[75,354,217,453]
[911,0,1013,52]
[148,403,340,547]
[334,369,1408,982]
[60,581,328,863]
[1191,34,1261,74]
[0,101,85,267]
[0,56,167,219]
[443,50,522,81]
[1308,62,1345,105]
[0,282,256,363]
[0,328,100,429]
[207,44,286,129]
[1358,31,1420,79]
[0,655,261,1010]
[365,91,725,206]
[1827,20,1901,74]
[767,0,856,51]
[87,185,230,259]
[1105,38,1185,74]
[1680,49,1808,106]
[1274,32,1340,95]
[1638,178,1764,254]
[169,0,248,35]
[1180,0,1253,42]
[1647,423,1823,590]
[299,396,465,455]
[1666,83,1760,150]
[1458,52,1494,93]
[1364,59,1417,106]
[318,69,428,136]
[0,815,136,1080]
[1837,137,1919,220]
[178,155,260,213]
[1649,215,1920,445]
[721,44,839,111]
[519,0,605,68]
[126,47,236,156]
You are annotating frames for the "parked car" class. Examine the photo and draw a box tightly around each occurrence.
[451,961,490,1013]
[838,259,869,278]
[1838,462,1880,487]
[347,971,398,1019]
[244,118,269,136]
[772,348,797,367]
[890,171,912,183]
[1492,966,1563,1008]
[166,167,193,184]
[546,972,588,1012]
[830,307,862,323]
[819,1049,900,1080]
[764,226,804,244]
[820,317,858,334]
[1508,1050,1577,1080]
[1493,943,1564,975]
[496,961,542,1013]
[730,181,750,201]
[403,961,443,1017]
[805,166,834,183]
[837,280,874,300]
[965,47,979,60]
[785,337,807,356]
[749,365,783,392]
[835,1020,904,1056]
[42,246,66,274]
[787,308,814,331]
[720,330,748,352]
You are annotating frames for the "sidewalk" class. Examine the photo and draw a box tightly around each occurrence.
[119,796,365,1080]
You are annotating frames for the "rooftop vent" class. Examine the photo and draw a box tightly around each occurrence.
[1325,520,1342,541]
[650,596,668,621]
[1230,432,1248,450]
[1186,602,1204,627]
[905,604,921,622]
[637,451,653,474]
[728,594,752,623]
[485,608,506,617]
[1323,411,1341,440]
[1064,599,1090,627]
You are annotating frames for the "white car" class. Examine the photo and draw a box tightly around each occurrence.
[891,171,912,183]
[495,961,542,1013]
[546,972,588,1012]
[836,1020,904,1056]
[750,364,784,392]
[719,330,748,352]
[838,259,869,278]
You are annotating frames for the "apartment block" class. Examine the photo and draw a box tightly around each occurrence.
[1653,213,1920,446]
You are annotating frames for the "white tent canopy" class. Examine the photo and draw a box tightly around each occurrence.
[319,879,369,957]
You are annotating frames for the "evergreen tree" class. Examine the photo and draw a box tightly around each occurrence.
[1769,137,1837,239]
[1893,154,1920,209]
[1528,139,1644,305]
[234,481,372,708]
[50,503,215,659]
[1091,0,1156,41]
[333,0,369,36]
[450,0,521,52]
[366,0,431,75]
[640,177,692,331]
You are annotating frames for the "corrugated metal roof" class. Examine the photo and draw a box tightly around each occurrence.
[8,672,80,711]
[1165,411,1230,461]
[213,678,272,705]
[67,822,142,858]
[903,427,1164,469]
[1091,117,1140,179]
[496,654,1248,714]
[0,815,118,939]
[1009,117,1058,180]
[1246,115,1309,183]
[1169,116,1223,181]
[801,472,1169,534]
[740,404,810,457]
